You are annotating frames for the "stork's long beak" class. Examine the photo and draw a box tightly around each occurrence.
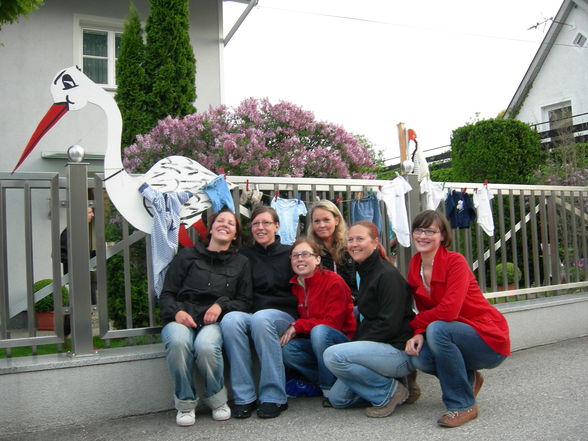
[12,102,69,173]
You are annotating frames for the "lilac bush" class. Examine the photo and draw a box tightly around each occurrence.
[123,98,380,178]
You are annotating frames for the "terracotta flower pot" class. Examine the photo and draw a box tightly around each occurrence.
[36,311,55,331]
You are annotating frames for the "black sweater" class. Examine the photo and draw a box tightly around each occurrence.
[355,250,414,349]
[240,239,297,318]
[160,242,252,326]
[320,248,358,301]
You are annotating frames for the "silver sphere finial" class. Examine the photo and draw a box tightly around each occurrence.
[400,159,414,174]
[67,145,85,162]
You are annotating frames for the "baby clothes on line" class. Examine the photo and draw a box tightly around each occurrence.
[139,183,193,297]
[420,177,445,211]
[377,177,412,248]
[270,197,308,245]
[201,174,235,212]
[473,186,495,236]
[350,193,383,233]
[445,190,476,229]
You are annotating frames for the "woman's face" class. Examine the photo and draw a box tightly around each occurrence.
[412,221,443,256]
[251,212,278,248]
[210,212,237,245]
[87,207,94,223]
[290,242,320,278]
[312,208,339,242]
[347,224,377,264]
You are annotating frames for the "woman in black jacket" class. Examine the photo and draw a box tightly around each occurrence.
[160,208,252,426]
[323,221,415,418]
[221,206,296,419]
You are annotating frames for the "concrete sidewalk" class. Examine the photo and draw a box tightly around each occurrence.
[3,336,587,441]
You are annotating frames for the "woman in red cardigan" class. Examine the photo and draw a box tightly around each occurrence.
[405,210,510,428]
[281,238,356,402]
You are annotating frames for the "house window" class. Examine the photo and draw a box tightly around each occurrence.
[82,28,122,86]
[573,32,586,47]
[547,104,574,147]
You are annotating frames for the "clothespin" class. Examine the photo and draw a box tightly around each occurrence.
[335,195,343,204]
[483,179,489,186]
[378,186,382,192]
[356,192,362,201]
[367,188,373,196]
[246,179,249,192]
[297,192,302,204]
[462,187,467,194]
[274,190,279,202]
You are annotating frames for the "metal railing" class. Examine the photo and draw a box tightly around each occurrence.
[1,168,586,357]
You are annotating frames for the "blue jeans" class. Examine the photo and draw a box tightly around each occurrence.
[220,309,294,405]
[409,321,507,411]
[350,194,382,233]
[324,341,413,408]
[282,324,350,392]
[161,322,227,411]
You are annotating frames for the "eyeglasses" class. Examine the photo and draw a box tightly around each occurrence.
[413,228,440,237]
[251,221,275,228]
[290,251,316,260]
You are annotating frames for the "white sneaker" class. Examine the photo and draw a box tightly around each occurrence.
[176,409,195,426]
[212,403,231,421]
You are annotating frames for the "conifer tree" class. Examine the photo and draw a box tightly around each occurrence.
[144,0,196,128]
[115,3,150,147]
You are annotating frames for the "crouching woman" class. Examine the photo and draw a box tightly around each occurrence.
[324,221,415,418]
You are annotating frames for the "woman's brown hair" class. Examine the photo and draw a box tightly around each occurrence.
[411,210,452,248]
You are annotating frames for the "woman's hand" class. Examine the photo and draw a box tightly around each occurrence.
[405,334,424,356]
[280,326,297,346]
[203,304,222,325]
[175,310,197,328]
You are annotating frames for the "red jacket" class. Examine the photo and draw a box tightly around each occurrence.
[290,268,356,339]
[407,246,510,356]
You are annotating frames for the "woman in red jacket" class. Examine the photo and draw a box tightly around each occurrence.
[405,210,510,428]
[281,238,356,401]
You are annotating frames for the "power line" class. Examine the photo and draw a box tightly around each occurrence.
[258,4,586,49]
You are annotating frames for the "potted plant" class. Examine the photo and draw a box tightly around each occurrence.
[34,279,69,331]
[495,263,522,291]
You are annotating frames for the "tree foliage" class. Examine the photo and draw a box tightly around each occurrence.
[123,97,380,178]
[450,118,544,184]
[144,0,196,128]
[0,0,43,31]
[115,3,150,147]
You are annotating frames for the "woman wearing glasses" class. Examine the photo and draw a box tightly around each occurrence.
[405,210,510,428]
[308,200,357,298]
[281,238,356,403]
[323,221,415,418]
[221,206,297,419]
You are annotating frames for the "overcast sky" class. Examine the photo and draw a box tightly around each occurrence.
[222,0,563,163]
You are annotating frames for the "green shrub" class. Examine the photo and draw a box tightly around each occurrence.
[451,118,544,184]
[495,263,522,285]
[34,279,69,313]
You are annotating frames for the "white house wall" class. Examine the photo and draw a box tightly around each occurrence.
[516,4,588,131]
[0,0,223,317]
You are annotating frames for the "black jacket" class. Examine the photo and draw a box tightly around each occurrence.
[320,248,358,301]
[355,250,414,349]
[240,238,298,318]
[160,242,252,326]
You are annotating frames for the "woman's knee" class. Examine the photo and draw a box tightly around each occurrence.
[220,311,249,334]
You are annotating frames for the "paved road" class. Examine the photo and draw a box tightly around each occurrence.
[3,337,588,441]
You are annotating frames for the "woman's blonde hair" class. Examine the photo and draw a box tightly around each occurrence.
[307,199,348,264]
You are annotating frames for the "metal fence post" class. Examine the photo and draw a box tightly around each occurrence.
[66,162,95,356]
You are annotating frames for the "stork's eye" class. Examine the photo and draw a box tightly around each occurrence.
[62,74,78,90]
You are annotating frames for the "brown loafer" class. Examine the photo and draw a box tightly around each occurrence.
[365,382,409,418]
[405,371,421,404]
[437,405,478,428]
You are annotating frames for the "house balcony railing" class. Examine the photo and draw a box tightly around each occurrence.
[0,165,586,358]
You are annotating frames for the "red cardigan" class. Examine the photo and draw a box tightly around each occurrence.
[407,246,510,356]
[290,268,356,339]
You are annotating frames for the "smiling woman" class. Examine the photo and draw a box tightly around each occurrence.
[159,207,252,426]
[281,238,356,404]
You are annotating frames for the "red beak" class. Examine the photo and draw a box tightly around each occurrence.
[12,102,69,173]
